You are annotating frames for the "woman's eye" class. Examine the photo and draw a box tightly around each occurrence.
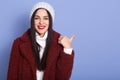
[44,17,49,20]
[34,17,39,20]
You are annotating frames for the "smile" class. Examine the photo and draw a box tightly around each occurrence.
[37,25,45,30]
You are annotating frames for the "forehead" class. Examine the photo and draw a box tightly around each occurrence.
[35,9,48,16]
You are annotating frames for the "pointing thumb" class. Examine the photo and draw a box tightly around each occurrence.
[70,35,75,42]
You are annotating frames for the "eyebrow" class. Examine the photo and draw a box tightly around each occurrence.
[35,15,39,17]
[35,15,49,17]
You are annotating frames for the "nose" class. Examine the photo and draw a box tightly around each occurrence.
[39,19,44,24]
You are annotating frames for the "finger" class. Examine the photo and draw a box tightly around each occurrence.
[58,35,64,40]
[58,35,63,43]
[70,35,75,42]
[58,40,61,44]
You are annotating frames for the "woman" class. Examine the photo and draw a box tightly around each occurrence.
[7,2,75,80]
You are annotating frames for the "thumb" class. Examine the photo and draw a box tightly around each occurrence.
[70,35,75,42]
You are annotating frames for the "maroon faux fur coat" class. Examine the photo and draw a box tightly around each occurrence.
[7,29,74,80]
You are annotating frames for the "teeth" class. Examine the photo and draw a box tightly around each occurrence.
[38,26,44,29]
[39,26,44,27]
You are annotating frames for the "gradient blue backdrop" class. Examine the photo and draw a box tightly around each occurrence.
[0,0,120,80]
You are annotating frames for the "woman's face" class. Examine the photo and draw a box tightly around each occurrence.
[34,9,49,37]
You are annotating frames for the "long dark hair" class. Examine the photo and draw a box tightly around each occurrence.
[30,8,53,70]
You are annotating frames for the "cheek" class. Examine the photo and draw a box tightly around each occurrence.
[34,21,39,29]
[47,21,49,26]
[34,20,38,25]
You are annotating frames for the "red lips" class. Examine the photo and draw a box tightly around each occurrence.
[37,25,45,30]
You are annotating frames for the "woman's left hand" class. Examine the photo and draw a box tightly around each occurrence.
[58,35,75,48]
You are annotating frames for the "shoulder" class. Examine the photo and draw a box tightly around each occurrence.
[51,30,62,48]
[13,29,31,44]
[51,30,61,43]
[52,30,61,39]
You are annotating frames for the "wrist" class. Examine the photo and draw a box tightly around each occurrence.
[63,48,73,55]
[63,44,72,48]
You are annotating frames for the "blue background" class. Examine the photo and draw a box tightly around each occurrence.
[0,0,120,80]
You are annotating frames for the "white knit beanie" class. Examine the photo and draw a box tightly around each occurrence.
[30,2,55,23]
